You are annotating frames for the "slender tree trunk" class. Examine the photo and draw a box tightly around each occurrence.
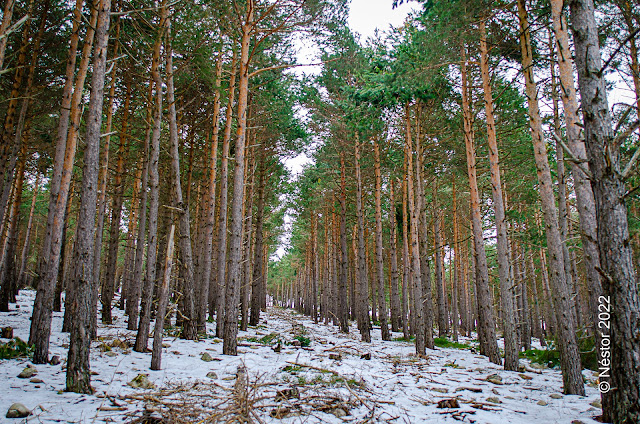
[374,140,390,340]
[18,173,40,290]
[401,168,410,340]
[433,196,447,337]
[355,138,371,343]
[338,152,349,333]
[214,51,238,337]
[127,82,152,330]
[196,55,223,332]
[569,0,640,417]
[0,0,15,71]
[102,80,131,325]
[164,11,197,340]
[223,3,252,355]
[66,0,111,393]
[389,179,401,333]
[151,224,175,371]
[30,2,97,363]
[134,10,164,352]
[480,21,518,370]
[250,162,267,326]
[405,104,425,354]
[517,0,583,394]
[460,44,501,364]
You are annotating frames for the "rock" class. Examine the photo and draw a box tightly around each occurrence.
[201,352,214,362]
[162,343,170,348]
[321,405,349,417]
[486,374,503,385]
[127,374,155,390]
[437,399,460,408]
[17,366,36,379]
[432,387,448,393]
[270,406,298,419]
[49,355,60,365]
[272,343,281,353]
[329,353,341,360]
[550,393,562,399]
[590,400,602,408]
[360,353,371,360]
[456,387,482,393]
[571,421,585,424]
[291,340,301,347]
[6,403,30,418]
[105,351,117,357]
[29,378,44,384]
[206,372,218,379]
[519,373,533,380]
[486,397,502,404]
[275,387,300,402]
[2,326,13,339]
[537,400,548,406]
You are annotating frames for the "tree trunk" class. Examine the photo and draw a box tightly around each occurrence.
[389,179,401,333]
[102,79,131,325]
[480,21,518,370]
[338,152,349,333]
[460,43,501,365]
[517,0,584,394]
[374,140,390,340]
[355,138,371,343]
[18,173,40,290]
[223,3,252,355]
[196,54,223,332]
[0,0,15,71]
[250,161,267,326]
[151,224,175,371]
[29,2,97,363]
[569,0,640,416]
[65,0,111,393]
[134,10,164,352]
[214,50,238,337]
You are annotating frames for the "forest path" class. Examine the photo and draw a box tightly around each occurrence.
[1,290,601,423]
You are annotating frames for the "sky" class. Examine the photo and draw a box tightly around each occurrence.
[275,0,420,259]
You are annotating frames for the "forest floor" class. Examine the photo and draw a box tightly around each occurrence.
[1,290,603,424]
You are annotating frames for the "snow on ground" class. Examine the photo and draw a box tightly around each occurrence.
[1,290,602,423]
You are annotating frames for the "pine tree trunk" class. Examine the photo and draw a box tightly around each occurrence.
[401,168,410,340]
[338,152,349,333]
[196,54,222,332]
[102,80,131,325]
[389,179,401,333]
[223,4,252,355]
[30,2,97,363]
[164,11,197,340]
[0,0,15,71]
[569,0,640,416]
[151,224,175,371]
[134,12,164,352]
[214,51,238,337]
[65,0,111,393]
[250,161,267,326]
[374,140,390,340]
[480,21,518,370]
[127,82,152,331]
[517,0,584,394]
[460,44,501,364]
[355,138,371,343]
[18,173,40,290]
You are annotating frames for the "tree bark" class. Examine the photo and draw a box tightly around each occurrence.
[354,137,371,343]
[389,179,401,333]
[460,43,501,365]
[480,21,518,370]
[338,152,349,333]
[66,0,111,393]
[374,140,390,341]
[151,224,175,371]
[569,0,640,416]
[517,0,584,394]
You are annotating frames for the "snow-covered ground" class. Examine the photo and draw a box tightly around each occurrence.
[1,290,602,423]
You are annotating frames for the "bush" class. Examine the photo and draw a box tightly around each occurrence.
[434,337,470,350]
[521,335,598,371]
[293,335,311,347]
[0,337,33,360]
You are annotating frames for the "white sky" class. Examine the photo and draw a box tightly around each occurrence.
[275,1,419,259]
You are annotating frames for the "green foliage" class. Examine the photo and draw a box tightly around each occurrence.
[434,337,470,350]
[246,333,281,346]
[293,335,311,347]
[393,336,415,342]
[0,338,34,360]
[520,335,598,371]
